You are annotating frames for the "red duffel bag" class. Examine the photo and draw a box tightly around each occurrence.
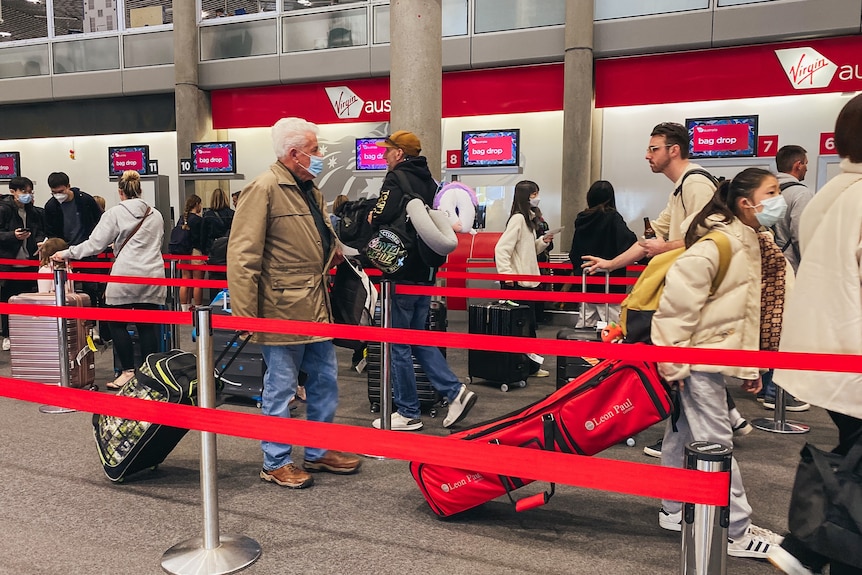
[410,359,673,517]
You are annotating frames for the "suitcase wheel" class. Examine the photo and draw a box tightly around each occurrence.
[256,401,262,409]
[518,380,527,388]
[428,408,437,418]
[370,402,380,413]
[500,383,509,392]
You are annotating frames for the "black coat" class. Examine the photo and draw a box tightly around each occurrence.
[569,208,636,294]
[43,187,102,244]
[200,208,234,255]
[0,197,46,270]
[370,156,439,284]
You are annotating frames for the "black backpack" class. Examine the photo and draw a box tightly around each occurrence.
[335,198,377,250]
[168,216,193,255]
[673,168,720,212]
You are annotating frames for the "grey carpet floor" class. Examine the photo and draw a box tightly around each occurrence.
[0,313,836,575]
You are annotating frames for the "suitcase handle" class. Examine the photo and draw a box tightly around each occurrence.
[515,492,551,512]
[214,331,252,385]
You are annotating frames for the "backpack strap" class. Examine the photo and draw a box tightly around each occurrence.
[779,181,805,192]
[391,170,421,203]
[698,231,732,296]
[674,168,719,213]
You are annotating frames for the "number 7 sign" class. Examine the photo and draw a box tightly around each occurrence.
[758,135,778,157]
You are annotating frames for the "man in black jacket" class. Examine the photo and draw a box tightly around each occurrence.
[44,172,105,336]
[368,130,477,432]
[0,177,46,350]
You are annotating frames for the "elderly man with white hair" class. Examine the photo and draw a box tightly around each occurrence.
[228,117,361,490]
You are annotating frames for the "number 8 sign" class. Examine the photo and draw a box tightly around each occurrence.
[446,149,462,168]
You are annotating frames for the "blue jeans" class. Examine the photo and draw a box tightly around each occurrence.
[390,293,462,419]
[260,341,338,469]
[760,368,776,400]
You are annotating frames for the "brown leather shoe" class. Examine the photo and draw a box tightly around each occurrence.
[303,450,362,474]
[260,463,314,489]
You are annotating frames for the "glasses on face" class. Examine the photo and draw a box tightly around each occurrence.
[646,144,674,154]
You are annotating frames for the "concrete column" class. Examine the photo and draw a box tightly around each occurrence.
[560,0,594,252]
[390,0,442,180]
[173,0,215,203]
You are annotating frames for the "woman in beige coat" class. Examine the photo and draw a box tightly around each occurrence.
[652,168,788,560]
[769,93,862,575]
[494,180,554,377]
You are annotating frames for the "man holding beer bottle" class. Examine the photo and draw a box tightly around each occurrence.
[581,122,716,273]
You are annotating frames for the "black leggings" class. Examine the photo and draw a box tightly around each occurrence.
[108,303,163,371]
[780,411,862,575]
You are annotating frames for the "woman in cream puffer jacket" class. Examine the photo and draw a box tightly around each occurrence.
[651,167,791,558]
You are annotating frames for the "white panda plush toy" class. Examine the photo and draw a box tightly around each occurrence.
[433,181,478,234]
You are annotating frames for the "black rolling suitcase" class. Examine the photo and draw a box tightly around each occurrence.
[367,300,446,416]
[211,290,264,406]
[93,350,198,482]
[467,301,532,391]
[555,328,603,389]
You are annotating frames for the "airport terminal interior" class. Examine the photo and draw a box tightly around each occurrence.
[1,0,862,573]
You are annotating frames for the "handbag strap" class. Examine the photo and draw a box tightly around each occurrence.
[117,205,152,255]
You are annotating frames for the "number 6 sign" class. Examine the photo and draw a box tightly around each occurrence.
[820,132,836,155]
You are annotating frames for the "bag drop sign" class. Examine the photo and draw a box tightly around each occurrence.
[691,124,751,153]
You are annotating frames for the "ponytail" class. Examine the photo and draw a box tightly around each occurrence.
[684,181,734,248]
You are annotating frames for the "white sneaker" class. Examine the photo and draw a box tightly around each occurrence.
[2,337,9,351]
[531,368,550,378]
[658,507,681,532]
[443,384,477,428]
[732,417,753,437]
[767,544,814,575]
[372,412,423,431]
[727,525,783,559]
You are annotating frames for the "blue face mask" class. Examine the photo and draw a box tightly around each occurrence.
[750,194,787,228]
[299,150,324,178]
[17,193,33,205]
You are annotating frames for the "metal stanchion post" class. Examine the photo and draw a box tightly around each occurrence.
[161,306,261,575]
[380,280,393,431]
[169,260,180,350]
[39,267,76,414]
[752,384,809,434]
[680,441,732,575]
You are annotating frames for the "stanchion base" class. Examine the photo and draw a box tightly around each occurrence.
[161,534,261,575]
[39,405,76,414]
[751,417,810,434]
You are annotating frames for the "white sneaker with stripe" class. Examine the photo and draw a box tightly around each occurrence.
[727,524,783,559]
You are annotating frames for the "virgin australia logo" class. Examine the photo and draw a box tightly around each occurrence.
[775,47,838,89]
[325,86,364,119]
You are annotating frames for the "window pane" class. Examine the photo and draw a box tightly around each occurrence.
[374,0,468,44]
[201,0,274,19]
[200,19,277,60]
[717,0,776,5]
[125,1,171,28]
[0,44,50,79]
[0,0,49,40]
[282,7,367,52]
[282,0,366,12]
[53,36,120,73]
[475,0,564,33]
[595,0,709,21]
[124,30,174,67]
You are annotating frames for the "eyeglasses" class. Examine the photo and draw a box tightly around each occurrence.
[646,144,674,154]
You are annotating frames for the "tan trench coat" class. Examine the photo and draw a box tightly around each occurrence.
[227,161,337,345]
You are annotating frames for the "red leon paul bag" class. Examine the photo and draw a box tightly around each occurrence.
[410,359,672,517]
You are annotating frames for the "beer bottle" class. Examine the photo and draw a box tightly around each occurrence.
[643,217,656,240]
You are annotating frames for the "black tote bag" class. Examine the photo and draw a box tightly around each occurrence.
[788,437,862,567]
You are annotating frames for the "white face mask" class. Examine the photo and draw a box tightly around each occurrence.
[747,195,788,228]
[52,192,68,203]
[529,197,540,208]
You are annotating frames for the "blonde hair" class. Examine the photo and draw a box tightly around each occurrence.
[40,238,68,267]
[93,195,106,212]
[118,170,142,198]
[210,188,229,211]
